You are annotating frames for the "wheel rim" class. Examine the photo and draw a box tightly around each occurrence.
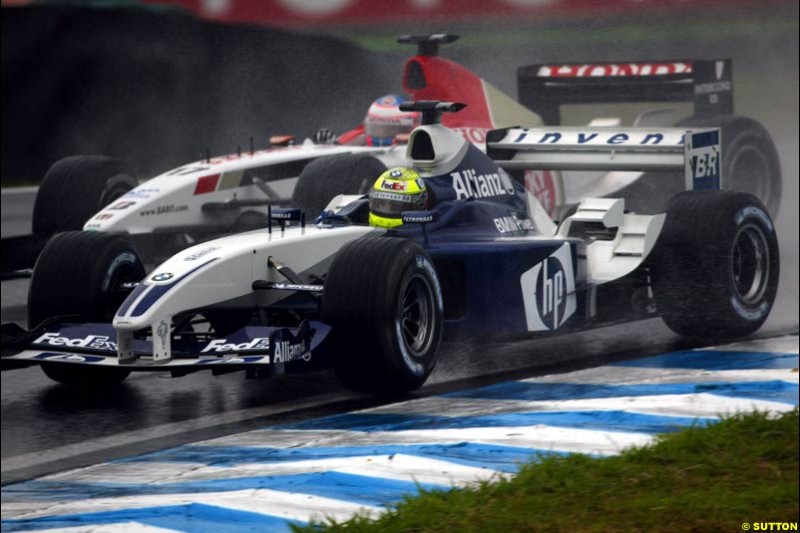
[731,223,770,305]
[397,273,436,358]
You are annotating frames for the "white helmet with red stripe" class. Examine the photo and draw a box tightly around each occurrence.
[364,94,420,147]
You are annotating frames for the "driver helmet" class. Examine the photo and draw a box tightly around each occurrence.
[368,167,428,228]
[364,95,420,147]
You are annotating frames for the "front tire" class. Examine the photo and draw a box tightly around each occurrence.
[29,231,145,386]
[32,156,138,239]
[322,237,443,393]
[651,191,779,340]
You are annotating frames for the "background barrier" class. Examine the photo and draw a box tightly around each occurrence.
[141,0,785,27]
[1,5,395,185]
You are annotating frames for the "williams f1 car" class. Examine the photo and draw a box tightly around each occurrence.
[2,34,781,277]
[1,102,780,393]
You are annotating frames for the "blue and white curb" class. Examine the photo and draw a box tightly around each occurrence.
[2,335,798,532]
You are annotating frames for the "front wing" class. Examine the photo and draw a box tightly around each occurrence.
[1,321,331,377]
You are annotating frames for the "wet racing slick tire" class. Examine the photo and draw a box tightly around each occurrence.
[28,231,146,387]
[293,154,387,220]
[322,236,443,393]
[32,156,138,239]
[651,190,779,340]
[622,115,782,216]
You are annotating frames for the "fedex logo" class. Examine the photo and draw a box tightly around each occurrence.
[33,332,117,351]
[381,181,407,191]
[201,338,270,353]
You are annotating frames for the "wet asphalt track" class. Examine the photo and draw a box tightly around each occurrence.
[2,11,799,485]
[5,314,794,486]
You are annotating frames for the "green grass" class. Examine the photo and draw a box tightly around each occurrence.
[293,408,799,533]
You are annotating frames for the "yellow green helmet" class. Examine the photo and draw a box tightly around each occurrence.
[368,167,428,228]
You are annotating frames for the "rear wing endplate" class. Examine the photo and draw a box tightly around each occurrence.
[518,59,733,125]
[487,127,722,191]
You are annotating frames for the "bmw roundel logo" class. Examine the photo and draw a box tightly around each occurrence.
[152,272,174,282]
[390,169,403,177]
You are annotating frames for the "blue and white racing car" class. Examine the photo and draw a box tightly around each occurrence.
[0,102,780,393]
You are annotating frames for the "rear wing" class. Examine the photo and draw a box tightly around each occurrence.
[518,59,733,125]
[487,126,723,191]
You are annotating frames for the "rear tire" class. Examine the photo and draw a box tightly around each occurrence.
[651,190,779,340]
[623,115,782,216]
[29,231,145,386]
[32,156,138,238]
[322,237,443,393]
[293,154,386,219]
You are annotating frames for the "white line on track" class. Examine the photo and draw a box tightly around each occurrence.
[516,366,799,385]
[702,335,799,354]
[42,454,503,487]
[366,392,796,420]
[7,488,380,523]
[200,425,654,456]
[7,523,178,533]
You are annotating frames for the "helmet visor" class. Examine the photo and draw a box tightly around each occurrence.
[369,190,428,219]
[365,122,414,140]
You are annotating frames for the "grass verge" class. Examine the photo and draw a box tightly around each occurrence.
[294,408,799,532]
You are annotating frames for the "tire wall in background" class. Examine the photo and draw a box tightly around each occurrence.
[0,5,395,185]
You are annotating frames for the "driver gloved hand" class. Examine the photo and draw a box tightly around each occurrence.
[314,128,336,144]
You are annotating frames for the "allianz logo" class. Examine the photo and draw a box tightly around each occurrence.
[451,167,515,200]
[273,339,312,363]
